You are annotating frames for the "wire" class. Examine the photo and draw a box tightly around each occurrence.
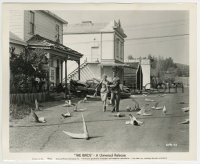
[64,33,189,45]
[125,34,189,41]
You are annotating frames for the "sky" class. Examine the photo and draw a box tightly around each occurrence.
[53,10,189,65]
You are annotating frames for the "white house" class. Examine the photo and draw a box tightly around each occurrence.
[63,20,127,82]
[9,10,83,88]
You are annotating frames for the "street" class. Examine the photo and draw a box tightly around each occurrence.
[9,88,189,152]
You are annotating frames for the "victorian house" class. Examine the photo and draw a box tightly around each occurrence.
[9,10,83,89]
[63,20,129,82]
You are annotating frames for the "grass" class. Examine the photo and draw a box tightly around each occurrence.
[10,103,34,120]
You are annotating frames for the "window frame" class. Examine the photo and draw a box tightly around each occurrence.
[29,11,35,35]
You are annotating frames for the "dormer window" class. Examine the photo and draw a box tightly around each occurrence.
[29,11,35,34]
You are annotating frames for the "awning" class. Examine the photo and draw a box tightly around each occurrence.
[27,34,83,60]
[100,62,132,68]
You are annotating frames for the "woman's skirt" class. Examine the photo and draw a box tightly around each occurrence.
[101,92,108,101]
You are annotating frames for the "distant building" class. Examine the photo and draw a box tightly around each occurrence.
[9,10,83,88]
[63,20,127,82]
[125,58,151,89]
[124,62,143,90]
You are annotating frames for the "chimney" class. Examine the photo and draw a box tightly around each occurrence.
[82,21,93,25]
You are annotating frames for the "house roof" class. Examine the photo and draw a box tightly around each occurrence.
[27,34,83,58]
[9,31,27,46]
[64,22,109,34]
[64,20,127,37]
[42,10,68,24]
[100,62,131,68]
[125,62,140,69]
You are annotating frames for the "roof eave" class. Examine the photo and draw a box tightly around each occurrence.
[42,10,68,24]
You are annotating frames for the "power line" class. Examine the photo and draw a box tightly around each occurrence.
[125,34,189,41]
[125,37,188,46]
[64,33,189,45]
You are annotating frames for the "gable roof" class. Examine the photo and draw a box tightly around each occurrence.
[27,34,83,58]
[9,31,27,46]
[125,62,140,69]
[64,20,127,37]
[42,10,68,24]
[64,22,110,34]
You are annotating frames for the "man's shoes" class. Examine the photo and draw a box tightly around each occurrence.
[111,110,115,113]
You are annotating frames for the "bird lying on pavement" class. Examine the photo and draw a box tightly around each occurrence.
[182,107,189,113]
[73,105,86,112]
[61,109,71,118]
[145,98,155,102]
[136,105,152,116]
[151,102,163,110]
[113,112,125,117]
[31,109,46,123]
[125,114,143,126]
[178,119,189,124]
[63,114,89,139]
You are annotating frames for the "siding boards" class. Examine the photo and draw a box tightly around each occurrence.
[9,10,24,40]
[24,11,63,43]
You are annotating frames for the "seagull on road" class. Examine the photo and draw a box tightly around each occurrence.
[126,114,143,126]
[162,105,167,116]
[151,102,163,110]
[182,107,189,113]
[31,109,46,123]
[137,105,152,116]
[61,109,71,118]
[63,114,89,139]
[178,119,189,124]
[145,98,155,102]
[113,112,125,117]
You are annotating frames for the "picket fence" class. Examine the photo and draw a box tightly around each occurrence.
[10,92,47,104]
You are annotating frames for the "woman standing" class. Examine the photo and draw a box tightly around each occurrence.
[95,74,110,112]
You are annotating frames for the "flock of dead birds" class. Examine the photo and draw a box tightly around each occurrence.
[30,93,189,140]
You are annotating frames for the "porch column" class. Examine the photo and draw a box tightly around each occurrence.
[77,60,80,80]
[61,60,63,84]
[65,59,68,95]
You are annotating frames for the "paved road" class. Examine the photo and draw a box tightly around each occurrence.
[10,88,189,152]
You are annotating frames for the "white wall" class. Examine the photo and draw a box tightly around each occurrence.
[101,33,114,60]
[24,11,63,43]
[63,33,101,63]
[9,10,24,40]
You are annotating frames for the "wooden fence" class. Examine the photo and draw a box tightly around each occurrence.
[10,92,48,104]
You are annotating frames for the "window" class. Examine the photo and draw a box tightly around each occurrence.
[29,11,35,34]
[116,38,119,58]
[55,24,60,42]
[91,47,99,62]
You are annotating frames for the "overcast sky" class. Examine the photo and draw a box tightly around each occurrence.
[53,10,189,65]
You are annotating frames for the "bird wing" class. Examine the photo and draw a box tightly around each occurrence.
[132,98,140,108]
[142,112,152,116]
[82,114,89,138]
[63,131,88,139]
[154,102,159,107]
[179,119,189,124]
[32,112,39,122]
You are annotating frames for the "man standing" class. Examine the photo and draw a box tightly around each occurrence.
[109,70,121,112]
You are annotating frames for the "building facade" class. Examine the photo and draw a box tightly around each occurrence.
[63,20,127,82]
[9,10,83,90]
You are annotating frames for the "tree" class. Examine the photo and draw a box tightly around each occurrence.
[127,55,134,60]
[10,47,48,93]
